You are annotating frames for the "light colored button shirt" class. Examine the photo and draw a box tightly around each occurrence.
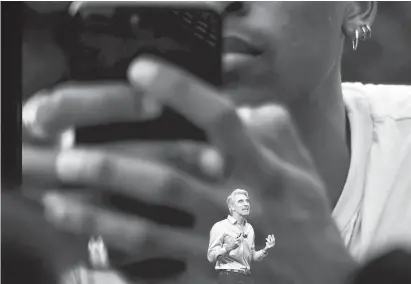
[334,83,411,261]
[207,215,267,272]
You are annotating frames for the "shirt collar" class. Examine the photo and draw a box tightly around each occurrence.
[227,215,247,226]
[333,83,374,231]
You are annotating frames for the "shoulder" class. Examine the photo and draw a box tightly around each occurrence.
[210,219,227,232]
[342,82,411,121]
[245,222,255,232]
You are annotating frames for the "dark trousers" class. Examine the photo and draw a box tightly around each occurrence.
[218,271,255,284]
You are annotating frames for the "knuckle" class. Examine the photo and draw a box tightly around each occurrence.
[56,150,115,184]
[44,193,91,232]
[219,104,240,125]
[168,141,200,168]
[216,106,247,140]
[111,216,151,251]
[163,170,188,203]
[49,83,78,115]
[264,104,292,124]
[86,152,114,184]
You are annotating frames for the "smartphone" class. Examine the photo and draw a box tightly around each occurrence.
[61,0,222,227]
[63,2,222,145]
[56,2,223,277]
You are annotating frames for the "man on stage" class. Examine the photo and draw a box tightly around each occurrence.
[207,189,275,284]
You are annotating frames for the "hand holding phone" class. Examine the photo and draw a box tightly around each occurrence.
[65,1,222,145]
[23,2,224,281]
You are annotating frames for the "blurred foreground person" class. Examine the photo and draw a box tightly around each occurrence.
[20,1,411,284]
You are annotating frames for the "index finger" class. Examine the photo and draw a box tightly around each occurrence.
[22,82,162,138]
[128,57,281,185]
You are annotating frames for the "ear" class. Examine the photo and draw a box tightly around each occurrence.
[342,1,378,37]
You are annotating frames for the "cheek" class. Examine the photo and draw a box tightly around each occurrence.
[261,4,344,95]
[282,40,341,93]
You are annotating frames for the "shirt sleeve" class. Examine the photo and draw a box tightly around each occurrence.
[251,228,268,262]
[207,223,228,263]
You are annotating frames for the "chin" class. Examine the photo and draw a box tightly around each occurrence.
[223,83,273,107]
[222,74,286,107]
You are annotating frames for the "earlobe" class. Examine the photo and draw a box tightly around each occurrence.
[342,1,377,38]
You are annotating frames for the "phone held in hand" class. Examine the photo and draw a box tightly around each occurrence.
[55,2,223,278]
[66,2,222,145]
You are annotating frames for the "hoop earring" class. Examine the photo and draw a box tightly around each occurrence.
[360,24,372,41]
[352,29,359,51]
[352,25,372,51]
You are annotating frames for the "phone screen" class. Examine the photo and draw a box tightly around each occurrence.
[65,4,222,144]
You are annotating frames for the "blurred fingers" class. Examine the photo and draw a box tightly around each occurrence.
[128,57,284,188]
[23,145,227,218]
[42,191,208,261]
[22,82,162,139]
[92,141,226,181]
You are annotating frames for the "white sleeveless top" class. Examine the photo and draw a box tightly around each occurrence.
[334,83,411,261]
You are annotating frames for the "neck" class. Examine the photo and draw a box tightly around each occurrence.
[287,65,350,208]
[232,213,245,225]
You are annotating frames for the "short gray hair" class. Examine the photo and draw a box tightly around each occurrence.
[226,189,249,214]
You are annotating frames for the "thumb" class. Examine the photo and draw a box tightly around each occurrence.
[237,105,316,173]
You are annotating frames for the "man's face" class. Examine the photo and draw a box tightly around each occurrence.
[218,2,347,106]
[232,193,250,217]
